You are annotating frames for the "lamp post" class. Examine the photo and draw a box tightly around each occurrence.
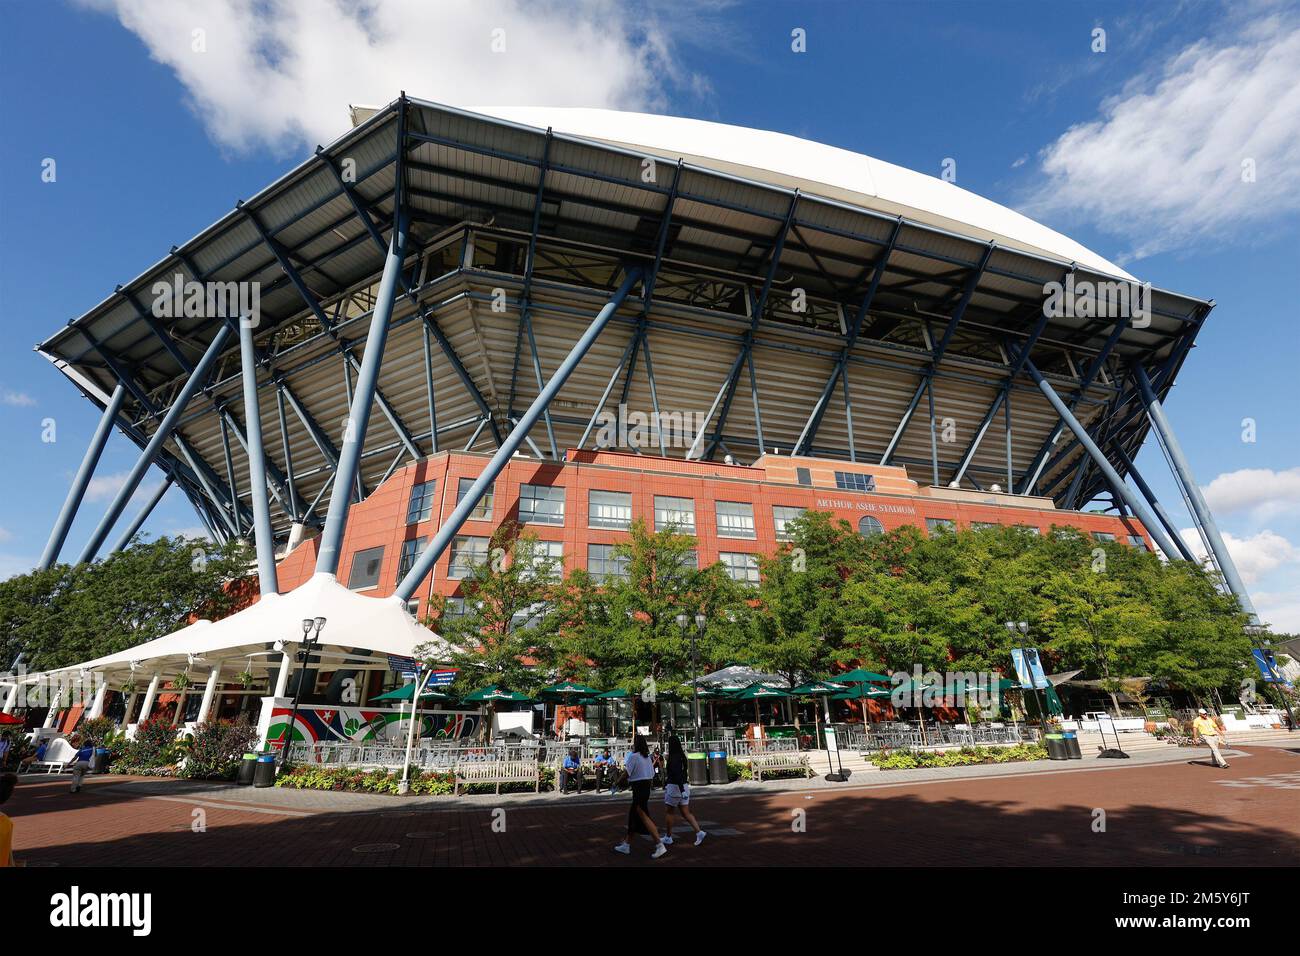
[676,611,706,744]
[279,616,325,763]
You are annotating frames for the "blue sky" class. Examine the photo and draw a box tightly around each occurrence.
[1,0,1297,629]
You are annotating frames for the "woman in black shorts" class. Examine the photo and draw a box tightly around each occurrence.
[613,735,667,858]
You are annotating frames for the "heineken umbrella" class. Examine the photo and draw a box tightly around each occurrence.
[462,685,533,743]
[792,680,849,749]
[370,683,453,702]
[832,683,893,730]
[733,683,790,727]
[538,680,601,699]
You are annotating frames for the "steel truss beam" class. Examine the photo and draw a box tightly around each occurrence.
[393,266,643,602]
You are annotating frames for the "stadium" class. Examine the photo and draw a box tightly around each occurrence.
[20,94,1258,735]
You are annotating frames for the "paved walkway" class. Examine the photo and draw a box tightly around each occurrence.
[8,743,1297,866]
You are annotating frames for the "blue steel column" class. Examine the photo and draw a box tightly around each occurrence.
[1132,364,1258,620]
[39,382,127,568]
[240,321,279,595]
[393,267,643,603]
[77,326,232,564]
[1021,357,1180,560]
[314,213,409,576]
[109,476,174,554]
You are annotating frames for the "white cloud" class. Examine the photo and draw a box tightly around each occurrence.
[1025,11,1300,261]
[1252,590,1300,634]
[0,527,12,543]
[1201,467,1300,520]
[85,473,164,504]
[1,390,36,407]
[1179,526,1299,585]
[82,0,711,154]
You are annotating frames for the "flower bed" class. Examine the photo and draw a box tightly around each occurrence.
[869,743,1047,770]
[274,764,557,796]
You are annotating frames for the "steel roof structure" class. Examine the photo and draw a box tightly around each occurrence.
[32,95,1255,622]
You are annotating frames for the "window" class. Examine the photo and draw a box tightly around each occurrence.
[1093,532,1116,543]
[654,496,695,533]
[834,471,876,492]
[1128,534,1148,550]
[457,477,494,521]
[449,535,490,579]
[589,490,632,530]
[346,546,385,590]
[772,506,806,541]
[926,518,956,535]
[588,543,630,583]
[796,467,812,487]
[971,522,999,531]
[405,598,421,619]
[1016,525,1042,535]
[397,537,427,582]
[519,483,565,525]
[719,551,760,585]
[715,500,756,539]
[442,596,470,621]
[857,515,884,537]
[521,539,564,580]
[665,549,698,573]
[406,480,437,524]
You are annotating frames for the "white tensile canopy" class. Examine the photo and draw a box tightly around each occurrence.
[33,575,445,685]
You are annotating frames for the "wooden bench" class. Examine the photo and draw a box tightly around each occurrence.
[453,759,540,795]
[748,751,812,782]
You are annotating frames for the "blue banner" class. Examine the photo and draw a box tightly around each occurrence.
[1011,647,1050,689]
[1252,648,1291,686]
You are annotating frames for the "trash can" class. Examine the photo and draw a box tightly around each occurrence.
[90,747,110,774]
[687,751,709,786]
[236,752,258,786]
[1062,732,1082,759]
[253,752,278,788]
[707,749,730,785]
[1044,733,1067,760]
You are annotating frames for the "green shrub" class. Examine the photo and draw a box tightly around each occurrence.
[111,715,181,773]
[177,718,258,780]
[869,743,1047,770]
[275,765,456,795]
[77,717,118,747]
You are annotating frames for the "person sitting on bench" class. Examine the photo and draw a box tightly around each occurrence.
[560,748,583,794]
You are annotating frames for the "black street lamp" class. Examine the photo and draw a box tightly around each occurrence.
[677,611,706,743]
[279,616,325,763]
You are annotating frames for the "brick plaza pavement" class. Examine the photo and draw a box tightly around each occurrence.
[6,746,1298,867]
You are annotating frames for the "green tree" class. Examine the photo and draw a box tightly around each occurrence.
[0,535,253,673]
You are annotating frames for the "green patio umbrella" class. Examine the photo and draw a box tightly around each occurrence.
[792,680,850,749]
[733,684,790,728]
[538,680,601,699]
[832,683,893,732]
[463,685,534,742]
[370,683,453,702]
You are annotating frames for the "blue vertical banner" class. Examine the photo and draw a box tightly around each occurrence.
[1011,648,1050,689]
[1252,648,1291,687]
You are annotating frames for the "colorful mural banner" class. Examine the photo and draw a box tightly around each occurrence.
[267,704,479,747]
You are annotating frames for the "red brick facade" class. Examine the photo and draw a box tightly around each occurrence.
[276,449,1153,617]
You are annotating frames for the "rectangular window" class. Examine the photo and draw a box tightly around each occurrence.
[772,505,806,541]
[971,522,999,531]
[926,518,956,535]
[715,500,756,539]
[1093,531,1116,542]
[1128,534,1148,550]
[397,537,427,583]
[654,496,695,533]
[406,479,437,524]
[405,598,421,619]
[834,471,876,492]
[346,546,385,590]
[442,596,468,621]
[456,477,494,521]
[522,539,564,580]
[1016,525,1042,536]
[796,467,812,487]
[719,551,760,585]
[449,535,490,579]
[587,543,630,583]
[589,490,632,530]
[519,483,565,526]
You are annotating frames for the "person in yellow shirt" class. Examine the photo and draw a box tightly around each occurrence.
[0,772,16,867]
[1191,708,1230,768]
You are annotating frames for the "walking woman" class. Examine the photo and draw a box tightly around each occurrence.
[613,735,667,858]
[662,734,706,846]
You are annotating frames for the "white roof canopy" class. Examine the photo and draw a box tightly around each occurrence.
[35,575,445,684]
